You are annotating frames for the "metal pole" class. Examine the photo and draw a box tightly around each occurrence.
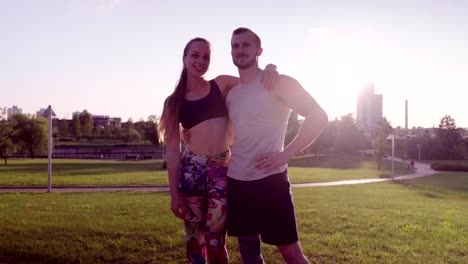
[391,134,395,180]
[418,145,421,161]
[47,106,52,192]
[162,142,167,169]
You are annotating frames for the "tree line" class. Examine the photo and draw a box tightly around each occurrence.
[62,110,160,146]
[285,112,467,169]
[1,109,466,166]
[0,114,48,164]
[0,110,160,164]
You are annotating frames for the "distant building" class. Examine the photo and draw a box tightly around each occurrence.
[7,105,22,119]
[36,107,47,117]
[357,83,383,134]
[92,115,121,129]
[0,107,6,120]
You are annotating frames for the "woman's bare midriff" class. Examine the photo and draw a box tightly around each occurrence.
[185,117,230,156]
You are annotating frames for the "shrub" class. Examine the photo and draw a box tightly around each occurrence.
[430,162,468,171]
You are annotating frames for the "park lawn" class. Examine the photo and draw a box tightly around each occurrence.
[0,156,411,187]
[288,155,410,183]
[0,159,168,186]
[0,172,466,263]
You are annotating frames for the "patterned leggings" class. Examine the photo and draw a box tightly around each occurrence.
[179,149,230,264]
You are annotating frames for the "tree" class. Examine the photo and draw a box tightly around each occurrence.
[285,111,300,146]
[103,124,113,138]
[306,121,336,155]
[134,120,147,141]
[0,107,6,120]
[121,118,139,142]
[0,120,15,165]
[11,114,47,159]
[406,130,432,160]
[122,118,135,131]
[142,115,160,147]
[124,128,141,143]
[372,117,393,170]
[434,115,464,160]
[93,125,104,137]
[71,112,81,139]
[79,110,93,138]
[333,114,366,153]
[57,119,71,138]
[439,115,456,130]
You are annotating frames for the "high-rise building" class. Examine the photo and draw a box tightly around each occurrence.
[7,105,22,119]
[357,83,383,134]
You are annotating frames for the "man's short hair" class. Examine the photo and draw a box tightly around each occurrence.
[232,27,261,48]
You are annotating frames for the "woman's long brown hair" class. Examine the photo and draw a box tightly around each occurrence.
[159,38,210,141]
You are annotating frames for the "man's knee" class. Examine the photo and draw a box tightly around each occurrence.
[238,235,264,264]
[277,242,309,264]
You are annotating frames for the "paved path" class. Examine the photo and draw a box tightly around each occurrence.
[294,159,435,188]
[0,160,437,193]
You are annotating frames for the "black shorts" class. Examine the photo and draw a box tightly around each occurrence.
[226,170,298,246]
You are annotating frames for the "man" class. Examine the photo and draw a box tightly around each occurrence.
[226,27,328,264]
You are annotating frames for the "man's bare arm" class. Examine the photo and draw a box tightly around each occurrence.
[276,75,328,159]
[255,75,328,172]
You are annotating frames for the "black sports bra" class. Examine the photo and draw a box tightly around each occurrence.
[180,80,229,129]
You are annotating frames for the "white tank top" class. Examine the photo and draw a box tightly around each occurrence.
[226,77,290,181]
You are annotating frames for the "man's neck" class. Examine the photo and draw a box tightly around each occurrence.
[238,65,261,84]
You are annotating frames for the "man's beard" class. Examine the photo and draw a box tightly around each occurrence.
[233,56,256,70]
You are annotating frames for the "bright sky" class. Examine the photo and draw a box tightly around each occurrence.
[1,0,467,128]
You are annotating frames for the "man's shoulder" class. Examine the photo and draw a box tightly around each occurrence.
[276,74,298,86]
[273,74,304,93]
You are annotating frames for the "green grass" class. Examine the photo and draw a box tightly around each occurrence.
[288,155,410,183]
[0,192,177,263]
[0,156,411,187]
[0,173,466,263]
[0,159,168,186]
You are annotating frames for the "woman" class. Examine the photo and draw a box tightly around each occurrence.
[159,37,276,263]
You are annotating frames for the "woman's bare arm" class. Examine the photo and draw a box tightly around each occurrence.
[163,109,185,219]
